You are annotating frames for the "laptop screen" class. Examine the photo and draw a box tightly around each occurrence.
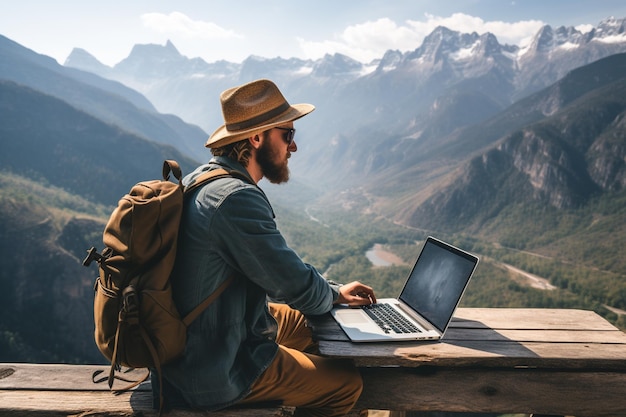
[398,237,478,333]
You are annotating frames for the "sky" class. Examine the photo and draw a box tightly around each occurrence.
[3,0,626,67]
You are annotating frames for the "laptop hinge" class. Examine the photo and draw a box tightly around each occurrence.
[396,302,438,333]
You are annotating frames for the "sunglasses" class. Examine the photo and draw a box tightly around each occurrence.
[274,127,296,146]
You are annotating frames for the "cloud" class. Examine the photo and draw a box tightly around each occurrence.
[575,24,594,34]
[297,13,545,62]
[141,12,243,40]
[298,18,421,63]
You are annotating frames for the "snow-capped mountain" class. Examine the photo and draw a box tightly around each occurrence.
[63,17,626,187]
[65,17,625,133]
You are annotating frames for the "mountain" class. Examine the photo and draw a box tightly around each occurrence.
[0,34,208,159]
[0,175,104,363]
[64,47,114,79]
[64,18,626,189]
[515,17,626,99]
[0,46,204,363]
[0,79,198,363]
[394,53,626,245]
[0,80,198,206]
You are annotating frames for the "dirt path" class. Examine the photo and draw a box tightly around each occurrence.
[500,262,557,290]
[604,304,626,316]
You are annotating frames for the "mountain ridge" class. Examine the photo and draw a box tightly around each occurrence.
[0,34,208,159]
[0,79,198,206]
[395,53,626,234]
[62,17,626,193]
[64,17,626,124]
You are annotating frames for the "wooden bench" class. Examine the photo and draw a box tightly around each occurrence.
[1,308,625,416]
[311,307,626,417]
[0,363,297,416]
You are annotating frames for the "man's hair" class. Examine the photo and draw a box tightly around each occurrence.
[210,137,255,166]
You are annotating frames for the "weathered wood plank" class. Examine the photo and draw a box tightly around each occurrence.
[311,307,626,369]
[0,390,150,415]
[0,364,347,416]
[445,328,626,343]
[314,326,626,343]
[451,308,619,331]
[357,367,626,417]
[308,308,622,343]
[4,364,625,416]
[0,363,149,391]
[0,364,296,416]
[318,340,626,367]
[0,390,297,416]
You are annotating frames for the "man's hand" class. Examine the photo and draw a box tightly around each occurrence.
[335,281,377,306]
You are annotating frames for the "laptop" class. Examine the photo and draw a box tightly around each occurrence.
[331,236,479,342]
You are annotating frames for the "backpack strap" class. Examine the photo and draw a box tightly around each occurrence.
[179,166,250,325]
[162,160,183,184]
[92,367,150,387]
[182,275,235,326]
[139,325,165,413]
[184,167,253,194]
[92,328,159,412]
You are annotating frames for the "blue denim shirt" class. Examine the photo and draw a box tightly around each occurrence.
[161,156,339,410]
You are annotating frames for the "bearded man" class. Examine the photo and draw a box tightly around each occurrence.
[161,79,377,417]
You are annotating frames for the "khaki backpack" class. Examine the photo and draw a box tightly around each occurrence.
[83,160,250,411]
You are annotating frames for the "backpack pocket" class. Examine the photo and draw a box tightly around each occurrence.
[140,282,188,364]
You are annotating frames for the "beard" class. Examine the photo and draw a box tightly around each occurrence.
[257,139,290,184]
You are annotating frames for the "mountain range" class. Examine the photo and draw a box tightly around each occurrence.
[64,17,626,187]
[1,16,625,363]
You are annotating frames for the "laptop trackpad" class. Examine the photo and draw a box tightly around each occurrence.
[338,310,370,324]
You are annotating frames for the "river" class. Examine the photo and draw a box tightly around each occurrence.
[365,244,407,267]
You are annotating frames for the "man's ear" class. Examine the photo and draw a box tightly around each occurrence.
[248,134,262,149]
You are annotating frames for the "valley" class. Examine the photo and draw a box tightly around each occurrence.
[1,16,626,365]
[368,242,558,291]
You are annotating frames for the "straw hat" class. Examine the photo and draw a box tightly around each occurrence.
[206,79,315,148]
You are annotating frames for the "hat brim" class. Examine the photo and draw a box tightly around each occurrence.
[206,103,315,149]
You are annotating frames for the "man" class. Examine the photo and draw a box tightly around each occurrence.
[162,79,377,417]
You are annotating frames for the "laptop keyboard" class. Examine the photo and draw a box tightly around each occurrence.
[362,303,422,334]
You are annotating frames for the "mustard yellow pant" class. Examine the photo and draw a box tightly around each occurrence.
[240,303,363,417]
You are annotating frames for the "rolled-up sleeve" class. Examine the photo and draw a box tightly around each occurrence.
[210,185,337,315]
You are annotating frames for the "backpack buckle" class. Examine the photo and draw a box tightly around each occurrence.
[83,247,104,267]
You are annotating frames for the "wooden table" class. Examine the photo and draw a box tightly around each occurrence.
[308,307,626,417]
[1,308,624,416]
